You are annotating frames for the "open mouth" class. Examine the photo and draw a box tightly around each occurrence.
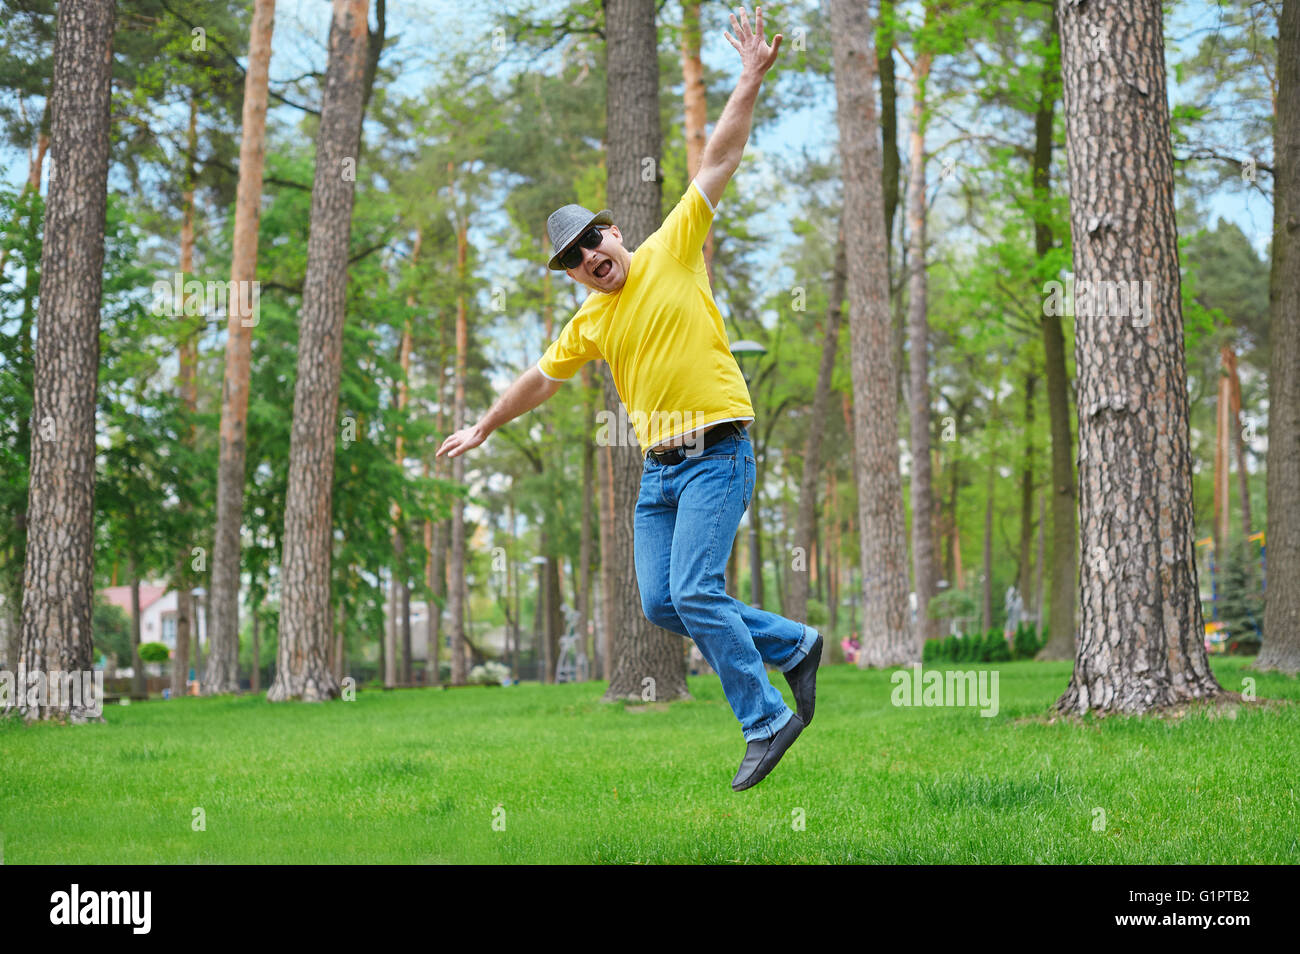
[594,260,612,280]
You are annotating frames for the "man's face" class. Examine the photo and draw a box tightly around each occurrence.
[564,225,631,293]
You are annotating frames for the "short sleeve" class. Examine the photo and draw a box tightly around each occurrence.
[647,179,715,269]
[537,303,602,381]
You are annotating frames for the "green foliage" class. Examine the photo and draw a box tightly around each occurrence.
[138,641,170,664]
[92,596,131,666]
[1209,537,1265,652]
[1011,622,1043,660]
[805,598,827,629]
[924,626,1034,664]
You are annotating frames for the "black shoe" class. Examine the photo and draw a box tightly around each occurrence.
[783,633,823,726]
[731,713,805,792]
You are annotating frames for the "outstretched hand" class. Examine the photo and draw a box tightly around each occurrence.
[436,424,486,459]
[724,5,782,77]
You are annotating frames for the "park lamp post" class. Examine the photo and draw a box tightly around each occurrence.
[730,340,766,607]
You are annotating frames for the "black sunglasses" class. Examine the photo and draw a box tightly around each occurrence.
[559,226,607,270]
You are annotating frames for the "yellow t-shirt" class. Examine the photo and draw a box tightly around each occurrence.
[537,180,755,455]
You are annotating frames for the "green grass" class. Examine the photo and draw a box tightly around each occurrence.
[2,657,1297,863]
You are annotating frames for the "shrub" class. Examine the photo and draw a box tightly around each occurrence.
[1012,622,1041,659]
[138,641,170,664]
[984,630,1012,662]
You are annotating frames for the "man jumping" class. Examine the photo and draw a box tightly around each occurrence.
[436,5,821,792]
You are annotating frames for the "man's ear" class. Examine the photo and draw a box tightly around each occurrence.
[608,225,621,242]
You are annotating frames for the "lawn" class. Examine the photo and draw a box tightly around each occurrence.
[2,657,1296,864]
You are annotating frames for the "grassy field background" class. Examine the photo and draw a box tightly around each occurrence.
[2,657,1296,864]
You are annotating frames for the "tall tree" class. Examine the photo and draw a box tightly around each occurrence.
[680,1,715,278]
[208,0,277,694]
[269,0,371,702]
[1256,0,1299,674]
[1055,0,1220,713]
[17,0,116,722]
[1032,6,1078,662]
[600,0,689,703]
[831,0,913,667]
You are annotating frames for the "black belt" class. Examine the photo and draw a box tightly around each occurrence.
[646,421,745,464]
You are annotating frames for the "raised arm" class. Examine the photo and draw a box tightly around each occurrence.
[435,365,562,459]
[693,5,783,209]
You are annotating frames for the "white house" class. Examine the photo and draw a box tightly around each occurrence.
[100,584,207,656]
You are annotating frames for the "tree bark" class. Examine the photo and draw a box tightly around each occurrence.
[17,0,115,723]
[877,0,901,255]
[1256,0,1300,674]
[601,0,689,703]
[831,0,914,668]
[1054,0,1221,713]
[268,0,370,702]
[209,0,277,695]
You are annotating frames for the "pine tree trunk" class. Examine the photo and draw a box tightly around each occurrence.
[173,95,199,701]
[1256,0,1300,674]
[598,437,614,680]
[1227,348,1251,538]
[1034,6,1078,661]
[449,207,469,686]
[601,0,689,703]
[789,235,846,624]
[680,1,715,278]
[1213,344,1233,554]
[1016,374,1037,601]
[17,0,115,723]
[252,605,262,691]
[579,365,595,677]
[1034,491,1047,625]
[1054,0,1221,713]
[210,0,277,695]
[393,241,416,685]
[269,0,370,703]
[130,574,144,697]
[877,0,901,256]
[831,0,914,668]
[981,442,995,633]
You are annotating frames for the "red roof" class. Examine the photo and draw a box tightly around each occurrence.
[100,584,169,615]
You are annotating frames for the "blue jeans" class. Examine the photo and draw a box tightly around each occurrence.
[634,425,819,741]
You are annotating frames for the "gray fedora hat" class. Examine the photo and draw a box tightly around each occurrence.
[547,203,613,270]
